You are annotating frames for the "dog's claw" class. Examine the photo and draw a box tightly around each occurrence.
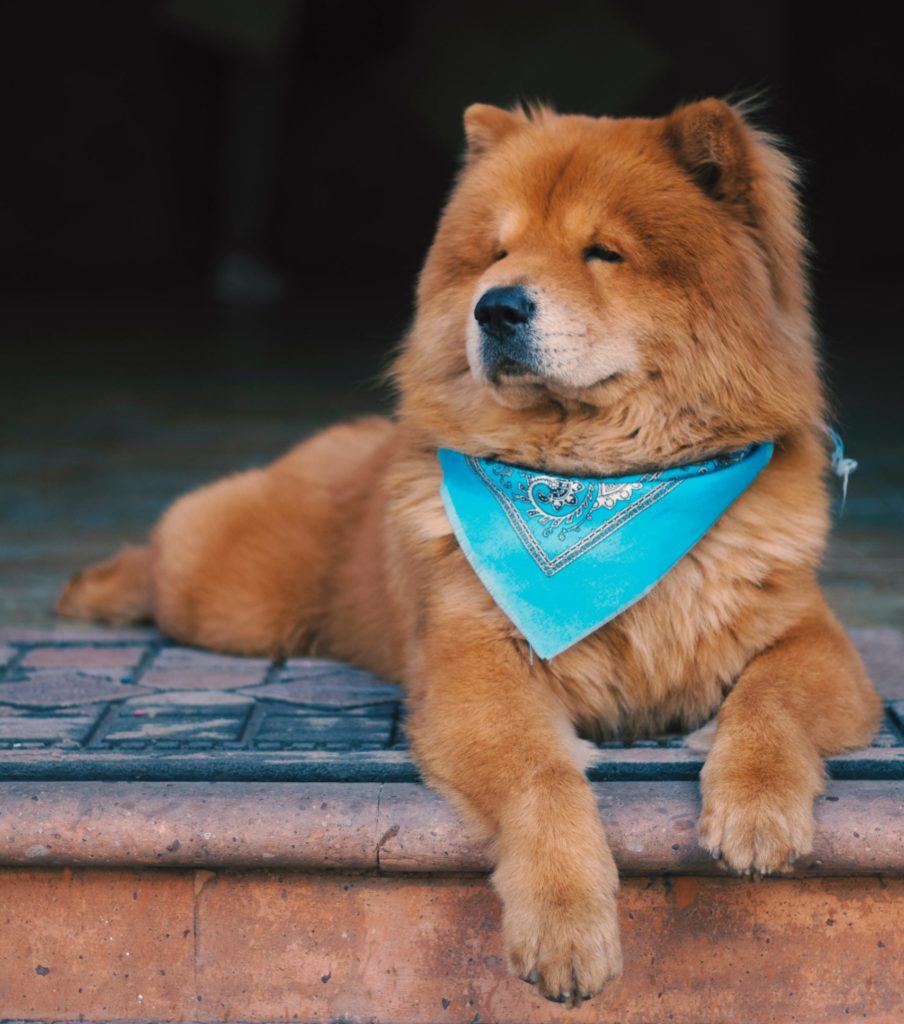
[520,969,539,985]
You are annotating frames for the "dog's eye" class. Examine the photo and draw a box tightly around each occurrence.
[584,244,623,263]
[493,250,508,262]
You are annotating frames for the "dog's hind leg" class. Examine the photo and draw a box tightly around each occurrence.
[57,465,321,656]
[56,544,153,626]
[57,417,396,658]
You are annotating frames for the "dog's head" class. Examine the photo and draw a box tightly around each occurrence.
[394,98,823,473]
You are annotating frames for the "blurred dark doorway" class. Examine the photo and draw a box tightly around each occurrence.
[1,1,901,628]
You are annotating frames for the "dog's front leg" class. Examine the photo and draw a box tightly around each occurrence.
[698,594,882,875]
[406,613,622,1006]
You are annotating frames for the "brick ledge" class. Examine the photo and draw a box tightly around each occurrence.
[0,779,901,876]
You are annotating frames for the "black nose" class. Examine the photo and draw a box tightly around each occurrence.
[474,286,538,381]
[474,286,535,338]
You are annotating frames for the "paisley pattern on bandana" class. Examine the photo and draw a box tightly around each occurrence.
[438,443,773,659]
[469,448,754,576]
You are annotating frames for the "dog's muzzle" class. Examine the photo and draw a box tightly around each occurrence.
[474,285,540,381]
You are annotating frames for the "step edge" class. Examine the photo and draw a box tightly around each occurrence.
[1,779,902,877]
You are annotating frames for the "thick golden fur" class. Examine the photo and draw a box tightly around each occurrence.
[59,98,882,1006]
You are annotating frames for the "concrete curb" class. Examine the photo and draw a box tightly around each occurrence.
[1,779,902,875]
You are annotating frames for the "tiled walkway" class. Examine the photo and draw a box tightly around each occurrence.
[1,627,902,784]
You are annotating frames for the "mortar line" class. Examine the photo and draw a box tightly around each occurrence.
[376,781,384,872]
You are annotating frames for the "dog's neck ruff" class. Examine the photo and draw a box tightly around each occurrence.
[438,443,774,659]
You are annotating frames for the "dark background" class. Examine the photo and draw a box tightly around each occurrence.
[2,1,901,364]
[2,0,901,628]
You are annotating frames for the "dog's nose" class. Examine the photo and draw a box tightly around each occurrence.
[474,286,535,337]
[474,286,538,381]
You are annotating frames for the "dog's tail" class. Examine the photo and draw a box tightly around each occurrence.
[56,544,153,625]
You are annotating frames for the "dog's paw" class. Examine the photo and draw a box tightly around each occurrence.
[699,733,823,877]
[495,858,622,1006]
[698,784,816,876]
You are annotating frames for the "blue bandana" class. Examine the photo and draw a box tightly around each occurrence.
[438,442,774,659]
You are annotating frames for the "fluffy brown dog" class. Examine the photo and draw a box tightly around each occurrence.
[59,97,882,1006]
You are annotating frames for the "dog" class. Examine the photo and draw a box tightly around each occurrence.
[58,97,882,1006]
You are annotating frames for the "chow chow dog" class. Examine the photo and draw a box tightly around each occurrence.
[59,97,882,1006]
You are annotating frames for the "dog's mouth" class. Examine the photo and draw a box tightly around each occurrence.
[487,357,545,386]
[487,363,626,400]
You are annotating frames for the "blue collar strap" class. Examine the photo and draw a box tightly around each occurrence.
[438,442,774,659]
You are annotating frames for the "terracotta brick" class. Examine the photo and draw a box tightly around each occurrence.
[192,873,904,1024]
[19,646,148,672]
[0,870,901,1022]
[0,868,196,1020]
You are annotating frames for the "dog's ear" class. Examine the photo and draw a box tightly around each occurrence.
[664,98,753,208]
[665,96,809,315]
[463,103,524,159]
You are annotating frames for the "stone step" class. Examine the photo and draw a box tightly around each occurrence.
[1,627,902,1023]
[1,867,901,1022]
[0,779,902,1023]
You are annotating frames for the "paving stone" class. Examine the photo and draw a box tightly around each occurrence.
[0,672,150,708]
[291,703,396,717]
[245,669,403,708]
[19,645,148,672]
[282,656,374,675]
[0,632,897,773]
[874,714,904,747]
[255,712,393,747]
[104,716,242,743]
[888,701,904,733]
[149,649,271,673]
[0,627,161,643]
[140,667,268,690]
[851,627,904,700]
[123,689,254,707]
[0,711,102,742]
